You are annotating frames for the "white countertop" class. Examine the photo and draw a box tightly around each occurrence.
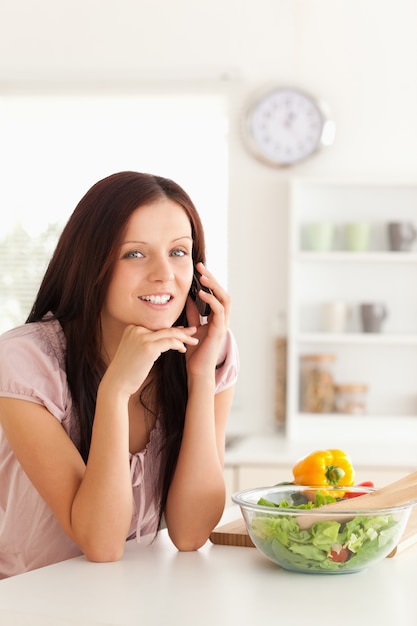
[1,507,417,626]
[225,432,417,469]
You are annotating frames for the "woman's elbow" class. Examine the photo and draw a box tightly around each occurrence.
[82,540,125,564]
[168,517,221,551]
[169,531,209,552]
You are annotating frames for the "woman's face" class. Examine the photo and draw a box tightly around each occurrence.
[101,198,194,334]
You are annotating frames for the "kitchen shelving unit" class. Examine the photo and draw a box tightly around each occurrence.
[286,178,417,443]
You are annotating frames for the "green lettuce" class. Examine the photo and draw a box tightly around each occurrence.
[251,492,401,573]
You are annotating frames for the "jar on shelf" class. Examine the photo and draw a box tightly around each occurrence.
[300,354,336,413]
[334,384,368,415]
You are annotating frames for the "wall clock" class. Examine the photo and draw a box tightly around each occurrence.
[242,86,335,167]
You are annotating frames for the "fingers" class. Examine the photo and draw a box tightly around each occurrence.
[141,325,199,355]
[117,325,198,368]
[195,262,231,324]
[107,324,200,396]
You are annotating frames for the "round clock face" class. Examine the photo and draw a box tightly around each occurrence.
[243,87,334,167]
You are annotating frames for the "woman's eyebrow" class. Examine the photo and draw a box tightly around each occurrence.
[121,235,192,246]
[172,236,193,243]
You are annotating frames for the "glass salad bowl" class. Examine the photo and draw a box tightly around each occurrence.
[232,484,413,574]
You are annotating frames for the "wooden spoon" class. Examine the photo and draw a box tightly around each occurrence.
[355,469,417,498]
[296,471,417,530]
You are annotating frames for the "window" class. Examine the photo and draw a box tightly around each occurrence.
[0,91,229,333]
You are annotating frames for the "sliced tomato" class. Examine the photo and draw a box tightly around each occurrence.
[343,491,367,498]
[330,547,350,563]
[343,481,375,498]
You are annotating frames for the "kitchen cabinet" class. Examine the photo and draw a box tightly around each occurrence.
[223,463,291,506]
[286,178,417,443]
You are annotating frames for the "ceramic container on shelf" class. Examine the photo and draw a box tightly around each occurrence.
[306,222,334,251]
[321,300,350,333]
[360,302,388,333]
[345,222,371,252]
[388,222,417,252]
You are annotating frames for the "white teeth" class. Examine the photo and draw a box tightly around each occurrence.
[140,295,171,304]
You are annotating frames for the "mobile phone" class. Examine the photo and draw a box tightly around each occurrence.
[189,268,212,317]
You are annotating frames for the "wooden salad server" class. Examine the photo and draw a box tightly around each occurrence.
[296,470,417,530]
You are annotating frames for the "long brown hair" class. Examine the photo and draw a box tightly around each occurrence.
[27,171,207,524]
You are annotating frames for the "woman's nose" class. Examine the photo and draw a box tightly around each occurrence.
[148,257,174,282]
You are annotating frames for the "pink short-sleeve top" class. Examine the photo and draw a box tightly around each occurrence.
[0,319,239,578]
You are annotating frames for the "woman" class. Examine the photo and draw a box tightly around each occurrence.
[0,171,239,578]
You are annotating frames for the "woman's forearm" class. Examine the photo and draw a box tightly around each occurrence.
[70,385,133,562]
[164,377,229,550]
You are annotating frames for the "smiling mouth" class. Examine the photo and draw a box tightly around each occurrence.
[139,294,172,305]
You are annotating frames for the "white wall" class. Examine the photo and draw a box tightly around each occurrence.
[1,0,416,435]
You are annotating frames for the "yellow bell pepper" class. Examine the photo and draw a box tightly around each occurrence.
[292,449,355,488]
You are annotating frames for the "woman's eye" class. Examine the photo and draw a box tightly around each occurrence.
[171,249,187,257]
[124,250,143,259]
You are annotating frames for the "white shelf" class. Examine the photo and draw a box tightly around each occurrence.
[296,251,417,263]
[298,411,417,420]
[297,332,417,346]
[286,178,417,443]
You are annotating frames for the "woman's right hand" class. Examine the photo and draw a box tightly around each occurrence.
[101,324,199,397]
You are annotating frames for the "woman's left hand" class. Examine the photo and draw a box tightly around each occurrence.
[185,262,230,375]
